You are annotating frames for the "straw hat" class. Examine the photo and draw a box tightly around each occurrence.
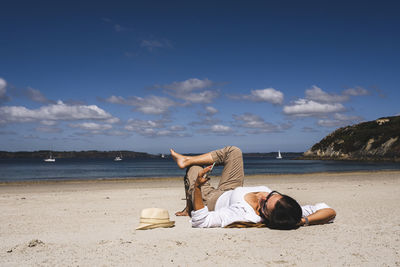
[136,208,175,230]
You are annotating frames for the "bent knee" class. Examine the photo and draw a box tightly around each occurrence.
[228,146,242,156]
[186,165,203,178]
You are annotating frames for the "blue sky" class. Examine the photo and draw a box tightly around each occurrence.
[1,0,399,154]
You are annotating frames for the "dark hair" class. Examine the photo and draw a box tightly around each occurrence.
[263,195,302,230]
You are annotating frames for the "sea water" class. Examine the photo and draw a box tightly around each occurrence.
[1,156,400,182]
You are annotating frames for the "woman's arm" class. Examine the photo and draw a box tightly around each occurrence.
[193,185,205,210]
[191,166,250,228]
[192,165,213,211]
[191,204,250,228]
[298,208,336,226]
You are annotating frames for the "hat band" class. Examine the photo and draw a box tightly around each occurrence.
[140,217,170,224]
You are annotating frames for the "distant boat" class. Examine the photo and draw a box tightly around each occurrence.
[161,154,166,158]
[44,152,56,162]
[114,152,123,161]
[276,150,283,159]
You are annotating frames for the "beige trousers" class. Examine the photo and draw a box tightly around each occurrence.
[184,146,244,211]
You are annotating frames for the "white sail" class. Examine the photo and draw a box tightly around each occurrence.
[276,150,282,159]
[114,152,123,161]
[44,152,56,162]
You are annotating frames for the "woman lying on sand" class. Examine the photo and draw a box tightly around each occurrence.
[171,146,336,229]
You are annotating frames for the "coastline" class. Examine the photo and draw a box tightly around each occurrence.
[1,169,400,187]
[297,155,400,162]
[1,170,399,266]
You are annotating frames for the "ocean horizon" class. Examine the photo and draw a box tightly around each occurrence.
[1,156,400,182]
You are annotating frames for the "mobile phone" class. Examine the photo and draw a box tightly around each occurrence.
[203,162,216,179]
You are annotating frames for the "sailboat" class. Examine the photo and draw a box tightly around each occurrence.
[44,152,56,162]
[276,150,283,159]
[114,152,123,161]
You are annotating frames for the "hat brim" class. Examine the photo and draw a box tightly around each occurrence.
[136,221,175,230]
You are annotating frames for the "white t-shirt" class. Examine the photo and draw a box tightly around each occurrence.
[191,186,332,228]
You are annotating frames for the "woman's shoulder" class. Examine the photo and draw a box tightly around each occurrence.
[230,186,271,198]
[237,185,271,193]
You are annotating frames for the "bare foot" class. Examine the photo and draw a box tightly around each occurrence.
[175,208,189,216]
[170,149,190,169]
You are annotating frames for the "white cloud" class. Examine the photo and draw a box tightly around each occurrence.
[233,113,270,128]
[233,113,291,133]
[40,120,58,126]
[210,124,233,133]
[0,101,118,124]
[163,78,218,104]
[133,96,175,114]
[283,99,345,117]
[239,88,284,104]
[106,95,176,115]
[125,119,165,131]
[0,77,9,103]
[185,91,218,104]
[305,85,349,103]
[197,124,234,135]
[317,113,363,127]
[343,86,369,96]
[69,122,113,131]
[106,95,125,104]
[69,122,115,136]
[284,85,369,117]
[205,106,218,115]
[169,125,186,131]
[26,87,55,104]
[124,119,188,137]
[191,106,221,126]
[105,117,120,124]
[304,85,369,104]
[165,78,213,92]
[0,78,6,97]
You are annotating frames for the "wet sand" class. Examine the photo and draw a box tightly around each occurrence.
[1,170,400,266]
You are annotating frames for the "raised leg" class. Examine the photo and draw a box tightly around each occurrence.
[170,149,214,169]
[211,146,244,191]
[171,149,216,215]
[172,146,245,214]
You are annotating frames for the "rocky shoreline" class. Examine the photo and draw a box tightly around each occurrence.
[302,115,400,162]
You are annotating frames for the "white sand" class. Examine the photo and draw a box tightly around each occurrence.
[1,171,400,266]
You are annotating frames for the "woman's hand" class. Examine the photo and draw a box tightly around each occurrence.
[297,217,306,226]
[297,208,336,226]
[194,165,213,188]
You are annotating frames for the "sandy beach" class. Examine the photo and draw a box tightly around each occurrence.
[1,171,400,266]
